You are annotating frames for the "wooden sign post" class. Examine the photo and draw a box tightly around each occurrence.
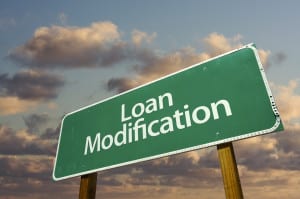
[217,142,243,199]
[79,172,97,199]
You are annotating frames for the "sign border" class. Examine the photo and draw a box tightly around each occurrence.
[53,44,282,181]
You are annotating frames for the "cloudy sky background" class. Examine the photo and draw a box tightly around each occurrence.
[0,1,300,198]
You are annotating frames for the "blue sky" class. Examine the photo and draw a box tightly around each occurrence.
[0,1,300,198]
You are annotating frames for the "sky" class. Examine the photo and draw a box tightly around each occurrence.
[0,0,300,198]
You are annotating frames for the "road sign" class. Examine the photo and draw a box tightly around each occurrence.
[53,44,283,181]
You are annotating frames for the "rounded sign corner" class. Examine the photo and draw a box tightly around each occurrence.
[244,44,258,54]
[52,171,60,181]
[274,116,284,132]
[61,112,72,124]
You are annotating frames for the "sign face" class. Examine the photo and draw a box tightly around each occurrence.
[53,44,283,181]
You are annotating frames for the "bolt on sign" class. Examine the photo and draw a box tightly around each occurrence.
[53,44,283,181]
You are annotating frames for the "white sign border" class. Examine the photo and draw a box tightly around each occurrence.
[53,44,282,181]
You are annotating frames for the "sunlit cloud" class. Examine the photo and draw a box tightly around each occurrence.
[0,69,64,116]
[131,30,157,47]
[202,32,242,56]
[0,97,38,115]
[257,49,271,67]
[271,80,300,124]
[107,32,271,93]
[233,79,300,172]
[8,21,124,68]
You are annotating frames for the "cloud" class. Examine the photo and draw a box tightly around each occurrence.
[8,21,125,68]
[257,49,271,68]
[108,75,300,196]
[271,80,300,124]
[107,46,212,92]
[0,125,56,155]
[8,23,272,75]
[23,113,50,133]
[235,136,280,170]
[233,80,300,171]
[264,52,287,67]
[0,97,38,115]
[3,26,293,198]
[276,126,300,156]
[238,167,300,199]
[41,125,60,140]
[9,23,272,74]
[267,81,300,169]
[0,69,63,115]
[107,33,271,92]
[272,52,287,65]
[98,148,221,189]
[0,155,53,178]
[0,69,64,101]
[131,30,157,47]
[0,155,79,199]
[202,32,242,56]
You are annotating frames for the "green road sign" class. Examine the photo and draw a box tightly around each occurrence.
[53,44,283,181]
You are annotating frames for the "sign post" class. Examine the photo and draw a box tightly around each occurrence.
[79,172,97,199]
[53,44,283,198]
[217,142,243,199]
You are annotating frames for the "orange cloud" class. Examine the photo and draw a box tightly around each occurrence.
[108,33,271,92]
[271,80,300,124]
[131,30,157,46]
[0,97,38,115]
[9,21,124,68]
